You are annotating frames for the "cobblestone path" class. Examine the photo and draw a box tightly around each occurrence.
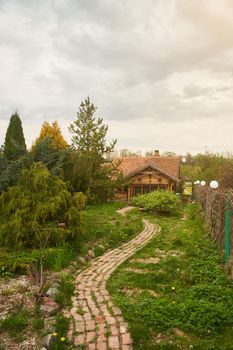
[68,219,159,350]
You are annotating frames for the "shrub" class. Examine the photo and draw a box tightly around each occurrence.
[0,162,86,249]
[132,190,181,213]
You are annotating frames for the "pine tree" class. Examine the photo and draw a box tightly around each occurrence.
[69,97,116,172]
[4,112,27,160]
[68,97,123,201]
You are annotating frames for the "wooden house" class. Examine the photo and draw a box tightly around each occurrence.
[114,152,180,202]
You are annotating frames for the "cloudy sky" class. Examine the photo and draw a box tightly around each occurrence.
[1,0,233,154]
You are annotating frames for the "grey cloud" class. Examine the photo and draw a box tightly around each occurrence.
[1,0,233,153]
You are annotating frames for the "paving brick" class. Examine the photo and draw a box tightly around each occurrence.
[106,316,116,325]
[86,331,96,343]
[74,333,85,346]
[122,333,133,345]
[69,219,157,349]
[75,321,85,333]
[73,313,83,322]
[84,313,93,321]
[86,320,96,331]
[97,342,107,350]
[108,336,120,349]
[122,346,132,350]
[110,325,120,336]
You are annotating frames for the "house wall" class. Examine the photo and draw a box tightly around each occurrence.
[115,170,176,202]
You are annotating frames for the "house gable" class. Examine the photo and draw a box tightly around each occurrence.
[127,163,179,182]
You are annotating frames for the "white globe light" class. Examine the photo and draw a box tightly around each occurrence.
[195,180,200,185]
[200,181,206,186]
[182,157,186,163]
[210,180,219,190]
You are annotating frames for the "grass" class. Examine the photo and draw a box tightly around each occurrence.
[107,204,233,350]
[84,202,143,253]
[0,202,142,276]
[55,274,75,308]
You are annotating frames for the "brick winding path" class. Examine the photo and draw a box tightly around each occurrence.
[69,219,159,350]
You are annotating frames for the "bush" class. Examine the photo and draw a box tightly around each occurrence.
[132,190,181,213]
[0,162,86,249]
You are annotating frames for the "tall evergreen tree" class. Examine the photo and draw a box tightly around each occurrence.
[69,97,116,169]
[4,112,27,160]
[68,97,122,201]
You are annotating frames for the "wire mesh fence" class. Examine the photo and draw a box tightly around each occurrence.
[194,184,233,265]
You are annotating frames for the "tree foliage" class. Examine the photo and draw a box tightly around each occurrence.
[30,136,64,175]
[0,162,86,249]
[181,152,233,185]
[32,121,68,151]
[4,112,27,160]
[132,190,181,213]
[68,97,123,201]
[69,97,116,164]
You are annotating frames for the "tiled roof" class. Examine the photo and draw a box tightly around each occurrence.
[113,157,180,181]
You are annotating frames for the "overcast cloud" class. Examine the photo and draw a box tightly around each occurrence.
[1,0,233,154]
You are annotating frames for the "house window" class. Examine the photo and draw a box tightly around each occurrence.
[151,185,159,191]
[159,184,168,190]
[143,185,150,193]
[134,185,142,196]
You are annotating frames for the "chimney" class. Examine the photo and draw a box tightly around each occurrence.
[154,150,160,157]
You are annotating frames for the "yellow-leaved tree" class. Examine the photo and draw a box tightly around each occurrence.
[32,121,68,151]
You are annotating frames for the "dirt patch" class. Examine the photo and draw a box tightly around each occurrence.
[116,206,135,215]
[0,276,40,349]
[130,257,161,264]
[121,288,160,298]
[125,267,151,274]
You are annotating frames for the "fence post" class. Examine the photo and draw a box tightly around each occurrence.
[225,192,230,265]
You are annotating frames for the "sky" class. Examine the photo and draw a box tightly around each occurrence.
[1,0,233,155]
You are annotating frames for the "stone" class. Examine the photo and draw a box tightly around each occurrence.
[88,250,95,258]
[174,328,186,337]
[40,303,59,316]
[45,287,59,298]
[78,256,86,264]
[40,334,57,349]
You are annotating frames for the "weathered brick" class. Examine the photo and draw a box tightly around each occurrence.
[74,333,85,346]
[86,320,96,331]
[97,341,107,350]
[122,333,133,345]
[86,331,96,343]
[108,336,120,349]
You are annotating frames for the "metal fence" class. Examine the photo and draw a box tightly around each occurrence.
[194,184,233,266]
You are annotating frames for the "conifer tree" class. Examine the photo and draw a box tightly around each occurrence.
[4,112,27,160]
[69,97,116,173]
[32,121,68,151]
[68,97,124,202]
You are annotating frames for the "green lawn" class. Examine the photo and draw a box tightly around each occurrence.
[0,202,143,276]
[107,205,233,350]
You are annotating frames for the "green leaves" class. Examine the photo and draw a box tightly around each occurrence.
[0,162,86,249]
[132,190,181,213]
